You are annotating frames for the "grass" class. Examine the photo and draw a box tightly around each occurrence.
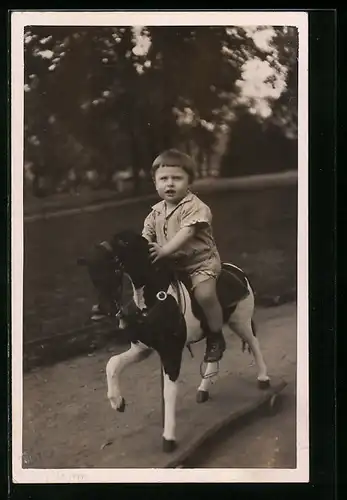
[23,184,297,343]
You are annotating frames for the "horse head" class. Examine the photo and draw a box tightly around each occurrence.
[78,230,162,318]
[77,237,126,318]
[78,229,176,321]
[110,230,176,307]
[110,230,152,287]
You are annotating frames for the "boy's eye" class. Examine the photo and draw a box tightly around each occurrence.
[157,174,184,182]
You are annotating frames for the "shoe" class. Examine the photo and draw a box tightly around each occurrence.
[204,331,226,363]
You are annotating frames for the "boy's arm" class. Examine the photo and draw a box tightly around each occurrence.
[149,226,196,262]
[161,226,196,257]
[142,212,156,242]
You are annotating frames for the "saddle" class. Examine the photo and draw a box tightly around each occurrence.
[175,263,250,332]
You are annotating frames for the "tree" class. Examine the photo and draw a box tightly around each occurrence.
[24,26,133,192]
[220,26,298,177]
[220,106,297,177]
[23,25,298,194]
[266,26,298,139]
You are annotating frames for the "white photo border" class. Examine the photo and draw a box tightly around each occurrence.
[11,10,309,484]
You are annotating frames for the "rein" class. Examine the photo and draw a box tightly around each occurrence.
[101,239,194,358]
[117,275,185,325]
[111,257,216,379]
[115,267,189,347]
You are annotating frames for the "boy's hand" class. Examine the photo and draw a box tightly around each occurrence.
[149,242,167,263]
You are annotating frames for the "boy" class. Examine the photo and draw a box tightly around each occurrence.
[142,148,225,363]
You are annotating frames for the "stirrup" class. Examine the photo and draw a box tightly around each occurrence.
[204,344,225,363]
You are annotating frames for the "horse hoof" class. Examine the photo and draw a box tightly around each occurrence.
[116,397,126,412]
[196,390,209,403]
[257,379,270,390]
[162,438,177,453]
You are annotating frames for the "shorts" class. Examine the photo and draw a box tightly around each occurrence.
[177,252,222,290]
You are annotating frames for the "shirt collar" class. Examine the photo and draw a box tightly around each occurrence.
[151,191,195,215]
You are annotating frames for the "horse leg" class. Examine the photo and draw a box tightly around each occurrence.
[231,318,270,385]
[196,362,219,403]
[162,369,178,452]
[159,342,185,452]
[106,341,152,411]
[228,293,270,387]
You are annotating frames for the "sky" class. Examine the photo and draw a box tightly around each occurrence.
[237,27,286,118]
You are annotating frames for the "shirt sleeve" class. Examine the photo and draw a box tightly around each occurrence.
[180,199,212,229]
[142,211,157,242]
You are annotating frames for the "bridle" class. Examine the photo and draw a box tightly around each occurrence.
[99,239,212,366]
[98,240,187,331]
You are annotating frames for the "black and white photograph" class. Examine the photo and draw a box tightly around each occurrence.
[11,11,308,483]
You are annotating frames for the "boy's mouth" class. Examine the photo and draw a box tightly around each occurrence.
[165,189,176,195]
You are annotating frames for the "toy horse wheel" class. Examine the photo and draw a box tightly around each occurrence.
[265,393,282,416]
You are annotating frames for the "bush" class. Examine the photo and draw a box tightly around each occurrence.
[220,113,297,178]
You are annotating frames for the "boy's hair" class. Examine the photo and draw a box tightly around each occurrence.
[151,149,196,183]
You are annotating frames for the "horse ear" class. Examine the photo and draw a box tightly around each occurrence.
[77,257,87,266]
[99,240,113,252]
[111,234,128,249]
[119,239,128,248]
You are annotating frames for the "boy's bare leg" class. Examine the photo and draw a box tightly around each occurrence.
[194,278,226,362]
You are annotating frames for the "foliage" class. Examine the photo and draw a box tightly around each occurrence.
[23,25,298,196]
[220,108,297,177]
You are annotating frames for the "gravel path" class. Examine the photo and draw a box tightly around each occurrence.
[21,303,297,471]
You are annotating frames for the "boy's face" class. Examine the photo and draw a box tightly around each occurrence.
[154,165,190,204]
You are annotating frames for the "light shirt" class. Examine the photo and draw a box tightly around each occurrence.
[142,191,220,269]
